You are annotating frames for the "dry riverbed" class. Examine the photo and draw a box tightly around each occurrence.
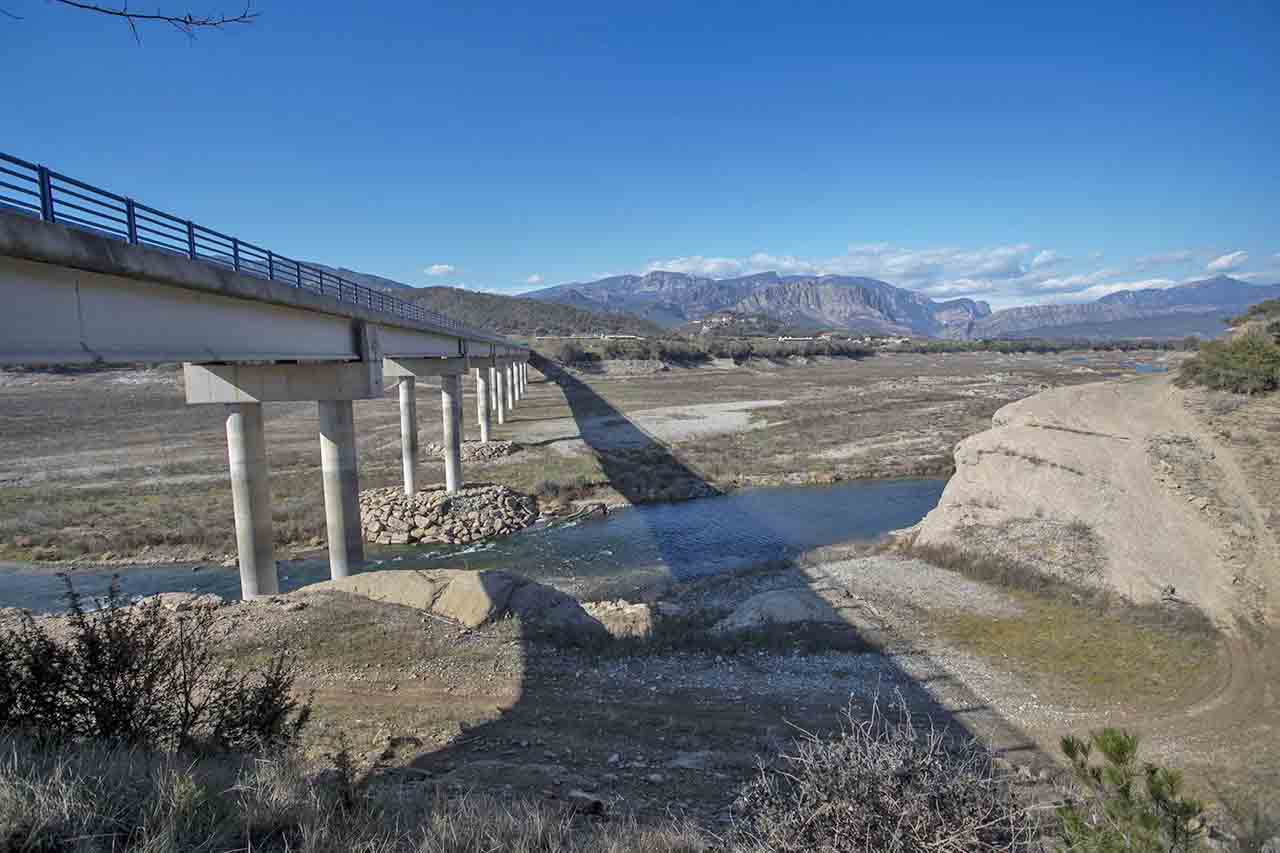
[0,350,1162,565]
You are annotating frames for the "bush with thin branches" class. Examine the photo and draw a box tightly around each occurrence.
[733,694,1037,853]
[0,578,308,753]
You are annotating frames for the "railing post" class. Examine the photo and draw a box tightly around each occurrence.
[267,251,275,280]
[186,221,196,259]
[125,199,138,244]
[232,237,240,271]
[318,269,324,295]
[37,166,54,222]
[295,260,302,288]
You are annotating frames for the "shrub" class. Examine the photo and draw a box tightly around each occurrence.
[0,578,309,753]
[1178,331,1280,395]
[733,694,1036,852]
[1058,728,1205,853]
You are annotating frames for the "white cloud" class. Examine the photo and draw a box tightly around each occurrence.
[1040,278,1178,303]
[1025,268,1123,292]
[525,273,544,285]
[424,263,456,276]
[645,256,745,277]
[630,242,1259,309]
[1206,251,1248,273]
[1030,250,1068,270]
[921,279,999,296]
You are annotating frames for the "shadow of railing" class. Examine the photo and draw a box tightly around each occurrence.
[381,355,1047,817]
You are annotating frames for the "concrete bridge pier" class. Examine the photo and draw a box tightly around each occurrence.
[185,356,384,590]
[493,364,507,425]
[398,377,418,496]
[521,361,528,394]
[224,403,277,597]
[475,366,491,443]
[319,399,364,578]
[507,361,517,409]
[441,374,463,492]
[384,356,469,494]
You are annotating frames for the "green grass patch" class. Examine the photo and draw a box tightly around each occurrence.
[933,593,1218,703]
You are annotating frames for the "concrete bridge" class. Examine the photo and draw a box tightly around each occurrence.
[0,152,530,598]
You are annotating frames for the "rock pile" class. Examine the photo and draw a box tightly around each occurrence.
[360,484,538,546]
[423,440,521,463]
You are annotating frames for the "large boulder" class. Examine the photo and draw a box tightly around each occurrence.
[302,570,606,643]
[712,588,883,646]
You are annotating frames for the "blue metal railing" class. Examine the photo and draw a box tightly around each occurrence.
[0,151,502,342]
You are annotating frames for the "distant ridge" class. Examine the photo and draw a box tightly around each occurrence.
[528,271,1280,340]
[964,276,1280,340]
[526,271,992,336]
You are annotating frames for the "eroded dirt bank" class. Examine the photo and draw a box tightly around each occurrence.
[911,372,1280,797]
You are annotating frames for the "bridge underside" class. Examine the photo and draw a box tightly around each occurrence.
[0,255,464,365]
[2,210,531,600]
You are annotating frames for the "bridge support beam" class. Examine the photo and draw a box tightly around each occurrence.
[475,367,491,443]
[493,365,506,425]
[225,404,277,598]
[319,399,364,579]
[189,359,384,595]
[506,361,516,409]
[383,357,469,493]
[441,374,463,493]
[398,377,418,495]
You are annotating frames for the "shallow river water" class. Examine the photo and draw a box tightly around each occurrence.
[1,478,945,612]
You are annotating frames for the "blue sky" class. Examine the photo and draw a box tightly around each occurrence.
[3,0,1278,307]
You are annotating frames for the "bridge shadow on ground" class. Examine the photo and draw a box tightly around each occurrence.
[377,356,1046,824]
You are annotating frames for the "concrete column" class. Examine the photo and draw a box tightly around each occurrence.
[475,367,491,443]
[225,404,277,598]
[398,377,418,496]
[521,362,528,394]
[506,362,516,409]
[441,374,463,493]
[318,399,363,579]
[493,365,506,425]
[453,374,465,442]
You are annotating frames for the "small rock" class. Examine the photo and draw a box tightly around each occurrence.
[645,773,665,785]
[566,789,606,815]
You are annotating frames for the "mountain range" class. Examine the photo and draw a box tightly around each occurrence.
[303,257,1280,342]
[527,272,1280,340]
[526,271,993,337]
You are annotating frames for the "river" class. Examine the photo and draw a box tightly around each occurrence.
[0,478,945,612]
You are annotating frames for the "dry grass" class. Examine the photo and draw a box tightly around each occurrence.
[0,737,711,852]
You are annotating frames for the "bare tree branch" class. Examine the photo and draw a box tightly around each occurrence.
[48,0,256,37]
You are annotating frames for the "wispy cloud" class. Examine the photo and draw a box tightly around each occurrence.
[1206,251,1248,273]
[424,263,456,276]
[525,273,544,285]
[1030,250,1068,270]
